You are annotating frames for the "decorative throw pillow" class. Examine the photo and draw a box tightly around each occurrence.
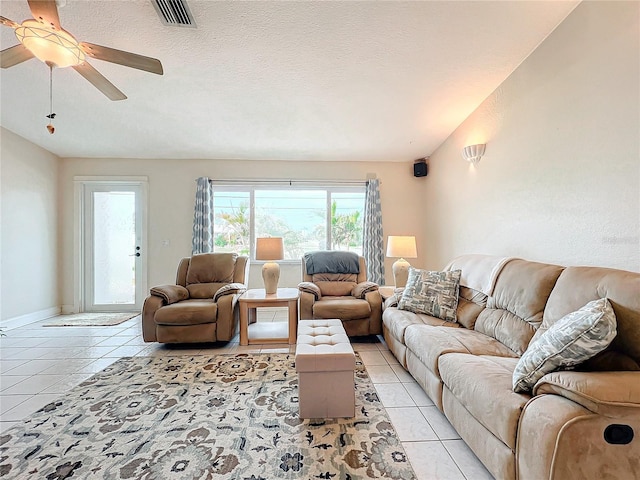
[397,268,461,323]
[512,298,617,393]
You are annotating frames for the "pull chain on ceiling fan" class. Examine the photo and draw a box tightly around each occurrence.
[0,0,164,102]
[46,62,55,134]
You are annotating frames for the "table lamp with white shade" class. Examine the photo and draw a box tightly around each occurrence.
[255,237,284,294]
[386,236,417,288]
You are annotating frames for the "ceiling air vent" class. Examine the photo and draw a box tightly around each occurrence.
[152,0,195,27]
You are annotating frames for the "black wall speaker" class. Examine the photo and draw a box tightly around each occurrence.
[414,161,428,177]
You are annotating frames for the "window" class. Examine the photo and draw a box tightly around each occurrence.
[212,185,365,260]
[212,191,250,256]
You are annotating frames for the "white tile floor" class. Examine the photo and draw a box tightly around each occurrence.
[0,309,494,480]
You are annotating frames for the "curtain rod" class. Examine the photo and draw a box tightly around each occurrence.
[202,178,374,187]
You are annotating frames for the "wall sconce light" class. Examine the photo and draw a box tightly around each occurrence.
[462,144,486,165]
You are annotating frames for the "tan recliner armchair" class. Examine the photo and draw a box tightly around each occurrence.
[298,252,382,336]
[142,253,249,343]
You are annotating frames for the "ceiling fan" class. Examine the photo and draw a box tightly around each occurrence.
[0,0,164,101]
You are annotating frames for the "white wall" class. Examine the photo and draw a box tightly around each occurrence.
[0,128,60,323]
[59,158,426,308]
[422,1,639,272]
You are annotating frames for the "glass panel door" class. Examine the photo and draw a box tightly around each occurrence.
[84,183,145,311]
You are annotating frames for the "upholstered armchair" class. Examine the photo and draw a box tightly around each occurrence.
[142,253,249,343]
[298,251,382,336]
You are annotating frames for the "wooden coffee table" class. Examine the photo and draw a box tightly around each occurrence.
[238,288,300,346]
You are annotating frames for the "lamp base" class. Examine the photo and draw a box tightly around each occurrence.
[392,258,411,288]
[262,262,280,294]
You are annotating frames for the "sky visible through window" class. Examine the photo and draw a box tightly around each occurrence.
[213,188,365,259]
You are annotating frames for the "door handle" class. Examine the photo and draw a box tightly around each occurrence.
[129,253,141,257]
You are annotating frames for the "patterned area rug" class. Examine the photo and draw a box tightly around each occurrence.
[42,312,139,327]
[0,353,416,479]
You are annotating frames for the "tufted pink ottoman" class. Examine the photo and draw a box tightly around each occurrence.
[295,319,355,418]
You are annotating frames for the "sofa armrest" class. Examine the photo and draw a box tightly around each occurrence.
[384,295,399,309]
[142,295,163,342]
[383,288,405,309]
[352,281,378,299]
[213,282,247,302]
[214,294,239,341]
[150,285,189,304]
[533,371,640,415]
[298,282,321,300]
[298,291,315,320]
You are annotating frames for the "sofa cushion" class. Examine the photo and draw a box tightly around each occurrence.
[404,325,518,378]
[154,299,217,326]
[186,253,237,284]
[513,298,617,393]
[540,266,640,367]
[475,259,564,355]
[312,273,358,283]
[398,268,461,322]
[439,353,529,450]
[384,286,485,331]
[313,297,371,320]
[456,286,488,330]
[383,307,460,344]
[185,253,239,299]
[187,282,229,300]
[312,273,358,296]
[577,350,640,372]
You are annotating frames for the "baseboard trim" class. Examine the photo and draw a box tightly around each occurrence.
[61,305,78,315]
[1,306,61,331]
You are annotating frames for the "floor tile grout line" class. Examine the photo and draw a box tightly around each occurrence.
[442,439,478,480]
[401,439,443,443]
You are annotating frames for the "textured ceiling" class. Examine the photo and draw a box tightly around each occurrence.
[0,0,578,161]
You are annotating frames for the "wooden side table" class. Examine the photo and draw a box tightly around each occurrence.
[239,288,300,346]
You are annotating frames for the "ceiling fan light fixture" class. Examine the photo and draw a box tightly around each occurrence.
[2,0,162,101]
[15,19,84,67]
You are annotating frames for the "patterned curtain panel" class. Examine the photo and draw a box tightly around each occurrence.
[363,179,385,284]
[191,177,214,254]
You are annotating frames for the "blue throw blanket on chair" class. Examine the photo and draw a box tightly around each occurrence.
[304,251,360,275]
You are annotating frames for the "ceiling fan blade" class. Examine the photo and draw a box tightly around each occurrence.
[72,62,127,101]
[0,16,19,28]
[27,0,61,29]
[80,42,163,75]
[1,44,34,68]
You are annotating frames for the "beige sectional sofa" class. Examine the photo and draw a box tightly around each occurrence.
[382,256,640,480]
